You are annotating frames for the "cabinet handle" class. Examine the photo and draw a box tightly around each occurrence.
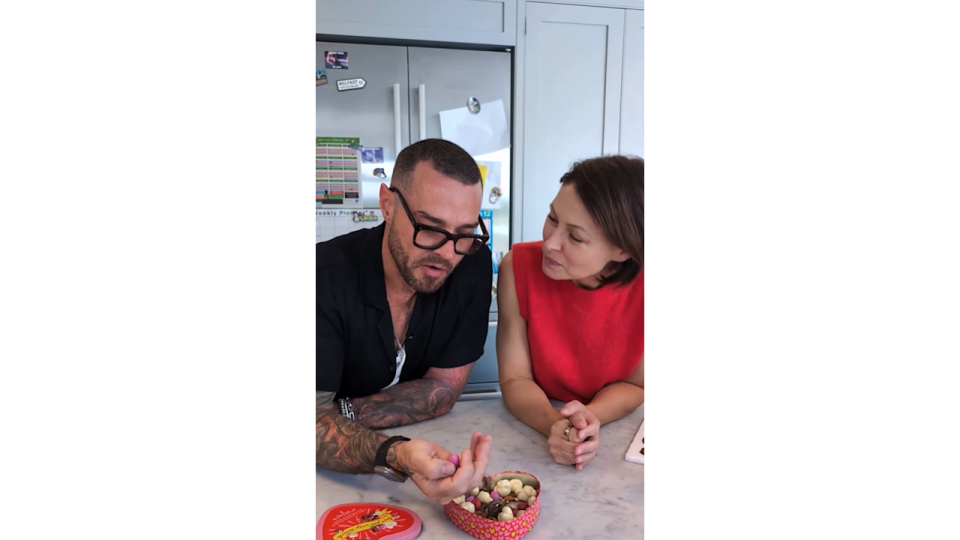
[393,83,402,156]
[418,84,427,142]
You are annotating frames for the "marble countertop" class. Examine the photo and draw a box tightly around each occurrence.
[317,398,644,539]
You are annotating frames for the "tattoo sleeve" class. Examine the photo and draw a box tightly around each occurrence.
[316,390,395,474]
[350,368,469,429]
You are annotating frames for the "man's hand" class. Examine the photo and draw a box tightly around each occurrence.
[393,432,492,504]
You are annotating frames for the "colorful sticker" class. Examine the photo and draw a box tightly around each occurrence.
[324,51,348,69]
[351,211,380,224]
[316,69,328,86]
[361,147,384,163]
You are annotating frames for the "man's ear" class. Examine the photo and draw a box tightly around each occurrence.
[379,184,393,221]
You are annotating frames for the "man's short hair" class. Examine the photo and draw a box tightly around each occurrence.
[390,139,481,191]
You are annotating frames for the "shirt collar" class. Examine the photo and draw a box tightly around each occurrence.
[358,223,389,310]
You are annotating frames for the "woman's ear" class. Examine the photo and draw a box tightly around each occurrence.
[612,248,631,263]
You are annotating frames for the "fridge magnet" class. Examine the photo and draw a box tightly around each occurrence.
[351,211,380,224]
[337,78,366,91]
[373,168,387,179]
[361,147,384,163]
[476,160,502,210]
[324,51,348,69]
[488,186,502,205]
[316,69,328,86]
[466,96,481,114]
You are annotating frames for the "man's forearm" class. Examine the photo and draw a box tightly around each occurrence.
[586,382,644,425]
[315,410,388,474]
[315,392,404,474]
[350,379,460,429]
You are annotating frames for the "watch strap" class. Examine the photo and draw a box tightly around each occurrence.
[375,435,411,472]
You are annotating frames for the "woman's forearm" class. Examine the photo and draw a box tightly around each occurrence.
[587,382,644,425]
[501,377,563,436]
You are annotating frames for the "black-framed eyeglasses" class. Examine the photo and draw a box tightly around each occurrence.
[389,187,489,255]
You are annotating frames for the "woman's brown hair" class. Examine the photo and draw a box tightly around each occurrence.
[559,155,644,287]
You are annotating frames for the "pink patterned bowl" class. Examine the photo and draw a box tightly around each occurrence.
[443,471,541,540]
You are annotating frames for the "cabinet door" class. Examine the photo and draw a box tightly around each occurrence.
[317,0,517,47]
[620,9,644,157]
[521,3,624,242]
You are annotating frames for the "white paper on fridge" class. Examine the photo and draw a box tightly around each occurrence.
[439,99,509,156]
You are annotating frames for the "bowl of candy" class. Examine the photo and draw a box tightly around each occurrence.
[443,471,541,540]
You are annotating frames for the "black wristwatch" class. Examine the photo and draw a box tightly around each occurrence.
[374,436,410,483]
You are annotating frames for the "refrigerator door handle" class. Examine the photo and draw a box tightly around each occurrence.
[393,83,402,155]
[418,84,427,142]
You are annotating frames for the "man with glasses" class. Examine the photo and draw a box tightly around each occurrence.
[316,139,493,503]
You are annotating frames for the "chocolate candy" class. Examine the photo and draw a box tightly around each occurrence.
[485,500,504,518]
[456,478,539,522]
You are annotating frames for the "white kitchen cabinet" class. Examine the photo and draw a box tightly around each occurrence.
[525,0,643,8]
[316,0,518,47]
[619,9,644,158]
[519,2,626,242]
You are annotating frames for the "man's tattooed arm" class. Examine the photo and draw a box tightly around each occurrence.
[315,390,408,474]
[350,364,473,430]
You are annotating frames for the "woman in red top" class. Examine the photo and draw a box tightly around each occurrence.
[497,155,644,470]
